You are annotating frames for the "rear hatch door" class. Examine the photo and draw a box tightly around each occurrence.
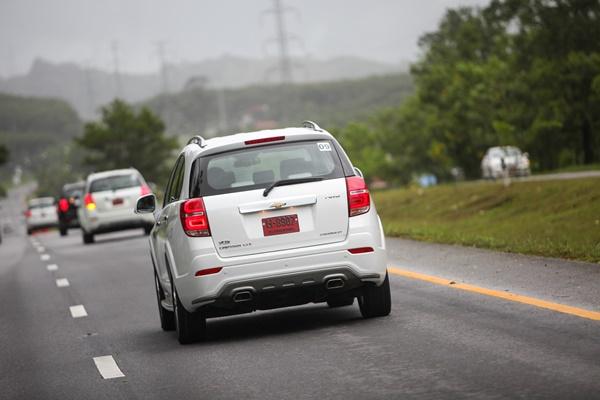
[198,139,349,258]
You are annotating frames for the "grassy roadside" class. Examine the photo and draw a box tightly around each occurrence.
[373,177,600,263]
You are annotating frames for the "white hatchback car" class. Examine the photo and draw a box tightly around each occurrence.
[136,121,391,344]
[25,197,58,235]
[78,168,155,244]
[481,146,530,179]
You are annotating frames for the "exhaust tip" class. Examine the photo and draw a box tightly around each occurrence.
[326,278,345,290]
[233,290,253,303]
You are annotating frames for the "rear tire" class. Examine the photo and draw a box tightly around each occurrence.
[59,225,68,236]
[173,285,206,344]
[26,228,32,236]
[154,270,175,331]
[82,230,94,244]
[144,225,153,235]
[359,273,391,318]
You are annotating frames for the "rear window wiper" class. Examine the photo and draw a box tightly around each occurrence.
[263,177,323,197]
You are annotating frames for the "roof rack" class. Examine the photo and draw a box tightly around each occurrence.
[188,135,207,148]
[302,120,323,132]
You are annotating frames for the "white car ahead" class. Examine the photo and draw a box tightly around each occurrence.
[481,146,530,179]
[78,168,155,244]
[136,121,391,344]
[25,197,58,235]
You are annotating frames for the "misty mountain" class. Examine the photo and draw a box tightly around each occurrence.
[0,56,405,119]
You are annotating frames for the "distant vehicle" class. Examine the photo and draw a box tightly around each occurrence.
[57,181,85,236]
[481,146,530,179]
[25,197,58,235]
[135,121,391,344]
[78,168,155,244]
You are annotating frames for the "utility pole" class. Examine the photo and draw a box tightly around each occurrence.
[111,41,123,98]
[155,41,169,94]
[83,62,95,118]
[216,86,228,132]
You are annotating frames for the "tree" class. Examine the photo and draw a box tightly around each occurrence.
[77,100,179,185]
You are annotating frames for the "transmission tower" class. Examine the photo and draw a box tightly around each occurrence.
[263,0,298,84]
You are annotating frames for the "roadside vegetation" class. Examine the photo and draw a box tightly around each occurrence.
[375,178,600,263]
[335,1,600,185]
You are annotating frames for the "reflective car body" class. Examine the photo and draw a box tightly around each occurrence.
[25,197,58,234]
[78,168,155,244]
[481,146,530,179]
[137,122,391,343]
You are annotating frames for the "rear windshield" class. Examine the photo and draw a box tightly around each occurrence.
[63,184,84,198]
[28,198,54,209]
[191,140,344,196]
[89,174,141,193]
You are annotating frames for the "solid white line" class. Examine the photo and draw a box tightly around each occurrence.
[47,264,58,271]
[69,305,88,318]
[93,356,125,379]
[56,278,70,288]
[40,254,50,261]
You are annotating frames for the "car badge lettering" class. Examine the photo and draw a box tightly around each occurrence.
[270,202,287,209]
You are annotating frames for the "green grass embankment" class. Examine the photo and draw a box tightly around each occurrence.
[374,178,600,263]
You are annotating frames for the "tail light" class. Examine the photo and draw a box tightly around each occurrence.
[346,176,370,217]
[180,197,210,237]
[140,185,152,196]
[58,198,69,213]
[24,210,32,218]
[84,193,96,210]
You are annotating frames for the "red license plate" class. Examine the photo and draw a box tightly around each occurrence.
[112,198,124,206]
[262,214,299,236]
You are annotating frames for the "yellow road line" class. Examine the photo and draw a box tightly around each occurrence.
[388,266,600,321]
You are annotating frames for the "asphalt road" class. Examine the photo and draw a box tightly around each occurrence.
[1,188,599,399]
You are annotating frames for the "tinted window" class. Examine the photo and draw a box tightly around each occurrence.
[164,156,185,206]
[89,174,141,193]
[62,183,84,198]
[193,140,344,196]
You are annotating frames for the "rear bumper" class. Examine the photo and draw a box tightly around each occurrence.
[81,211,154,234]
[26,221,58,230]
[88,218,153,234]
[176,238,387,313]
[193,266,380,317]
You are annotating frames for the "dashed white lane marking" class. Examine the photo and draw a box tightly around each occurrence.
[69,305,88,318]
[40,254,50,261]
[47,264,58,271]
[56,278,70,287]
[93,356,125,379]
[36,246,45,253]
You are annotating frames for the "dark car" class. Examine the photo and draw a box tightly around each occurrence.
[57,181,85,236]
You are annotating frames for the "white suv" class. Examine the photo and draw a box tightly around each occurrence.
[136,122,391,344]
[78,168,155,244]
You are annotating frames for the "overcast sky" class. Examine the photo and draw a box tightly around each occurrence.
[0,0,489,77]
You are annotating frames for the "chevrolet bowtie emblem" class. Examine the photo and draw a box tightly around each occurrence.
[270,202,287,209]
